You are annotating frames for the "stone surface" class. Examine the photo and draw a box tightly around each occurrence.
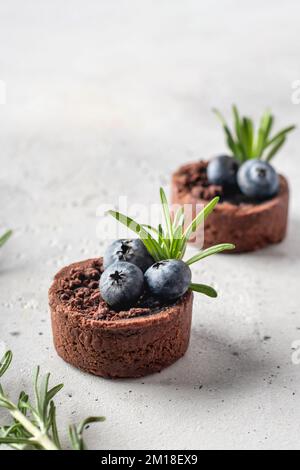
[0,0,300,450]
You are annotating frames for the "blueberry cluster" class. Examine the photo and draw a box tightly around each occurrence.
[207,155,279,200]
[100,239,191,310]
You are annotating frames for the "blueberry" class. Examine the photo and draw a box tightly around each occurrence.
[237,159,279,199]
[103,239,154,272]
[100,261,144,310]
[144,259,191,301]
[207,155,239,187]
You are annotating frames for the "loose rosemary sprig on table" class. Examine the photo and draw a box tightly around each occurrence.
[213,105,295,163]
[0,230,12,248]
[108,188,235,298]
[0,351,105,450]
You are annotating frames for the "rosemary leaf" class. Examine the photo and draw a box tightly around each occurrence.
[265,135,286,162]
[160,187,173,243]
[183,196,220,243]
[0,351,105,451]
[0,230,12,248]
[107,210,164,260]
[190,283,218,298]
[186,243,235,265]
[264,125,296,150]
[214,106,294,162]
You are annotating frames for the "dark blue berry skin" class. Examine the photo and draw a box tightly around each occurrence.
[100,261,144,310]
[237,159,279,199]
[207,155,239,187]
[144,259,191,301]
[103,239,154,273]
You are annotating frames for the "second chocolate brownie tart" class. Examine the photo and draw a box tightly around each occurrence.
[49,258,193,378]
[171,106,295,253]
[171,160,289,253]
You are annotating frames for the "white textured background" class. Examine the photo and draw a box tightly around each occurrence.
[0,0,300,450]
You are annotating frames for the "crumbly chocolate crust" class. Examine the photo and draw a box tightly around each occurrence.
[173,160,223,201]
[171,160,289,253]
[49,258,193,378]
[53,258,178,321]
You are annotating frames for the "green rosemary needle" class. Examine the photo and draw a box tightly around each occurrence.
[0,230,12,248]
[0,351,105,450]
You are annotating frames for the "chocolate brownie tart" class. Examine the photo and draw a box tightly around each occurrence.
[171,161,289,253]
[49,258,193,378]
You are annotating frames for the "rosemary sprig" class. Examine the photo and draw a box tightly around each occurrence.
[213,105,295,163]
[0,351,105,450]
[0,230,12,248]
[108,189,235,297]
